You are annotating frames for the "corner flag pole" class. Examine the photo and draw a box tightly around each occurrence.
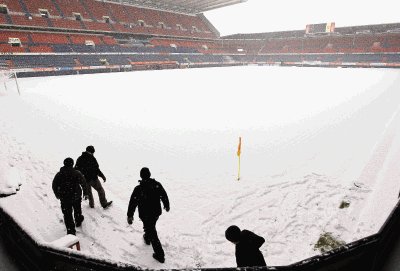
[237,137,241,181]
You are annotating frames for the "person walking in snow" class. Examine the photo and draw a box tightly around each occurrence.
[127,167,170,263]
[75,145,112,209]
[225,225,267,267]
[52,157,87,235]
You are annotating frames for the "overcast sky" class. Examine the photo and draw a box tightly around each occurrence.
[205,0,400,36]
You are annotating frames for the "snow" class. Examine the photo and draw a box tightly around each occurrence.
[50,234,80,249]
[0,153,24,196]
[0,66,400,268]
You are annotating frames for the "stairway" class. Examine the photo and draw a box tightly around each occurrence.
[50,0,64,17]
[79,0,96,21]
[17,0,29,15]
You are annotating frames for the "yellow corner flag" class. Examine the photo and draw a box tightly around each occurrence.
[237,137,242,157]
[237,137,241,180]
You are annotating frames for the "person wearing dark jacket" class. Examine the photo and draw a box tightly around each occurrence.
[75,145,112,209]
[225,225,267,267]
[52,158,87,235]
[127,167,170,263]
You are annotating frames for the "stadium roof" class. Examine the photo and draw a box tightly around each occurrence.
[104,0,247,14]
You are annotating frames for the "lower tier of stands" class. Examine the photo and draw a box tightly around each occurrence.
[1,52,399,77]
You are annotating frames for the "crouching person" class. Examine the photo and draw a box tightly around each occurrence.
[127,167,170,263]
[52,158,88,235]
[225,225,267,268]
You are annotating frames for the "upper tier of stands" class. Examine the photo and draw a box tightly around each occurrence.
[0,0,217,39]
[0,30,220,53]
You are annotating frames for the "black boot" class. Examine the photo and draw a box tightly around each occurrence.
[76,215,84,227]
[153,253,165,263]
[143,235,151,245]
[103,201,113,209]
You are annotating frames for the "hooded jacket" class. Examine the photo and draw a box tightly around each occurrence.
[127,178,169,219]
[52,166,87,202]
[235,230,267,267]
[75,151,105,181]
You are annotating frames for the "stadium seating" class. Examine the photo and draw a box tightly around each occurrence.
[104,2,133,24]
[0,0,217,39]
[0,14,11,25]
[83,20,113,32]
[1,0,24,13]
[29,45,53,53]
[0,0,399,75]
[69,34,102,45]
[101,36,117,45]
[80,0,111,22]
[0,44,27,53]
[327,36,354,52]
[384,34,400,51]
[23,0,61,17]
[303,37,330,53]
[30,32,69,44]
[53,0,90,19]
[353,34,378,52]
[0,31,30,43]
[10,15,50,28]
[51,44,74,52]
[50,18,84,30]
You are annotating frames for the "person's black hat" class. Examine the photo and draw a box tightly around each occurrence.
[63,157,74,167]
[225,225,241,243]
[86,145,95,153]
[140,167,151,180]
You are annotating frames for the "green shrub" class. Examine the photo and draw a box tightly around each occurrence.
[314,232,346,253]
[339,201,350,209]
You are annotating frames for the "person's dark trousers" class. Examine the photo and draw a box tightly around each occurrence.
[87,178,108,208]
[142,216,164,257]
[61,200,82,235]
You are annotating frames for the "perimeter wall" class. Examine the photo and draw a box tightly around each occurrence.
[1,199,400,271]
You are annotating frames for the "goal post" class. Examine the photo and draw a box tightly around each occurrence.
[0,70,20,95]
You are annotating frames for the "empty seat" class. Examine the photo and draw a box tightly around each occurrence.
[24,0,61,17]
[84,20,113,32]
[53,0,90,19]
[0,31,30,43]
[0,44,26,53]
[51,18,83,29]
[10,15,49,28]
[30,32,69,44]
[29,45,53,52]
[0,0,24,13]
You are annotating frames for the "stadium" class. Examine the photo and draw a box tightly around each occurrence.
[0,0,400,271]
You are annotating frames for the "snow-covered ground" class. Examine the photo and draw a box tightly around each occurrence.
[0,66,400,268]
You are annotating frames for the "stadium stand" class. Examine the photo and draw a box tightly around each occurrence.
[50,17,84,30]
[23,0,61,17]
[28,45,53,53]
[53,0,90,20]
[384,34,400,51]
[83,20,113,32]
[10,14,50,28]
[303,36,329,53]
[0,0,24,13]
[30,32,69,44]
[0,30,30,43]
[0,0,399,76]
[81,0,111,22]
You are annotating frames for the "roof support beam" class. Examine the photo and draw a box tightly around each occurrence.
[99,0,247,14]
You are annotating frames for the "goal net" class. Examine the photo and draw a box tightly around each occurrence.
[0,70,20,95]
